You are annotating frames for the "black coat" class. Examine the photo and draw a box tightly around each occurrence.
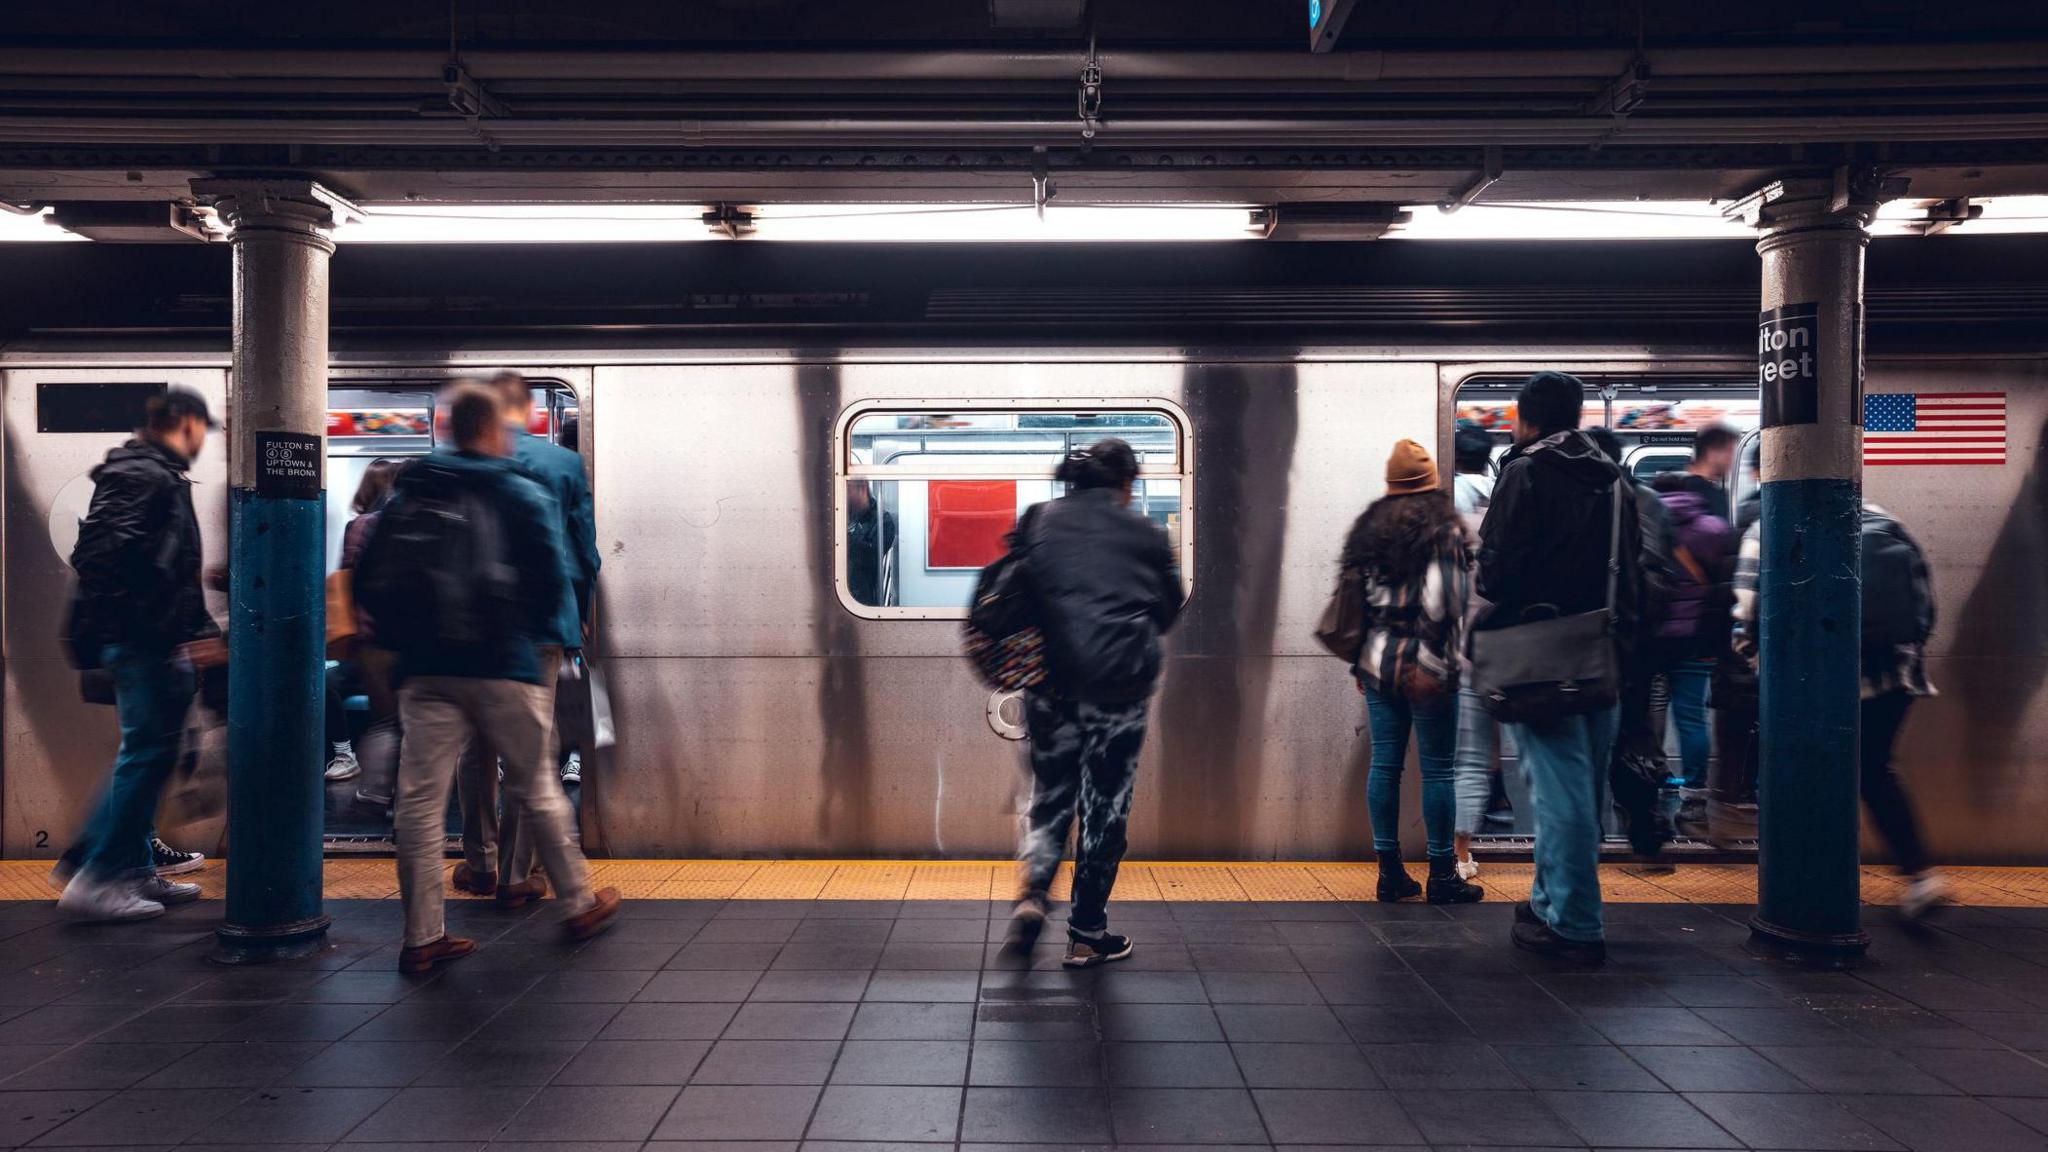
[1024,487,1182,704]
[1476,429,1640,643]
[66,438,218,656]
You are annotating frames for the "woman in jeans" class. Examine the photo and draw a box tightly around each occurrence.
[1342,439,1483,904]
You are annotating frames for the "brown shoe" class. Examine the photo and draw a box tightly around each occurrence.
[399,935,476,974]
[496,875,549,910]
[563,887,622,942]
[451,864,496,898]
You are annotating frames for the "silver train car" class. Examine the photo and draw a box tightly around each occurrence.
[2,344,2043,863]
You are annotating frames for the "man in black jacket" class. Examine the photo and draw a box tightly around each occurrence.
[58,387,223,922]
[1477,372,1638,965]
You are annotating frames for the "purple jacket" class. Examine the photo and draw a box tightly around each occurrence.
[1656,490,1733,647]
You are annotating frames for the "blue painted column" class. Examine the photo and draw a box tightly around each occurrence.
[195,180,358,963]
[1731,172,1893,966]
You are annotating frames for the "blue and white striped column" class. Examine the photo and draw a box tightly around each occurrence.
[195,180,357,963]
[1731,173,1892,965]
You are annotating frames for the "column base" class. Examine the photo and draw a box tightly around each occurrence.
[208,914,332,966]
[1746,914,1869,970]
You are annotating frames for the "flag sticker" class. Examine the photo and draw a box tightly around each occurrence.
[1863,392,2007,466]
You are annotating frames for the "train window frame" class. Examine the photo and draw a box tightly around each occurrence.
[832,396,1195,620]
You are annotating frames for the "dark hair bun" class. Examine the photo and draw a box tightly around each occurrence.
[1056,437,1141,491]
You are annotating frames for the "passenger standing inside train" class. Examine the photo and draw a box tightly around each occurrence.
[324,457,403,786]
[1649,471,1735,821]
[1732,502,1946,918]
[332,459,405,811]
[1696,440,1763,843]
[56,386,222,921]
[1667,423,1738,524]
[1450,422,1505,878]
[1006,439,1181,967]
[452,371,603,907]
[356,383,619,972]
[1476,372,1637,964]
[1344,440,1483,904]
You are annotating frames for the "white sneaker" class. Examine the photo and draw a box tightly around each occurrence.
[57,875,166,922]
[1454,857,1481,881]
[325,751,362,781]
[137,874,203,906]
[1900,871,1947,920]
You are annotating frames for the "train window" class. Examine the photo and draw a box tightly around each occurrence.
[835,401,1193,618]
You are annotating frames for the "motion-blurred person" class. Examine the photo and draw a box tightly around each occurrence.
[1733,502,1946,918]
[1007,439,1181,967]
[56,386,222,921]
[450,372,601,907]
[1342,439,1482,904]
[1666,423,1738,523]
[1476,373,1638,964]
[1650,469,1736,824]
[1450,422,1506,878]
[329,458,404,801]
[356,384,619,972]
[1699,438,1763,842]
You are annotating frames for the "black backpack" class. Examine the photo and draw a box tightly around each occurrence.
[1861,511,1933,653]
[355,461,521,652]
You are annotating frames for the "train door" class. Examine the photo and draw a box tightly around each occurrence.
[1,369,232,861]
[321,371,589,849]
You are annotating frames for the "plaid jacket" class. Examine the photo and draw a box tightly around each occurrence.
[1354,519,1474,695]
[1731,504,1935,699]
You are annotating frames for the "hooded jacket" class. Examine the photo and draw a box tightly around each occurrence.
[1023,487,1182,704]
[67,437,218,654]
[1654,489,1734,652]
[1476,429,1640,644]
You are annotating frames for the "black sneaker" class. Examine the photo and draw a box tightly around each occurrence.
[150,838,205,876]
[1513,900,1541,926]
[1063,930,1134,968]
[1511,919,1606,965]
[1003,893,1048,956]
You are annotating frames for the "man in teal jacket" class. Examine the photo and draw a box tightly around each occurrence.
[452,371,601,906]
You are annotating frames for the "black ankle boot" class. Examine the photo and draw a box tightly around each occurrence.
[1376,850,1421,902]
[1426,854,1483,904]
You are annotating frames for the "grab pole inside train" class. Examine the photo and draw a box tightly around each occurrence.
[1735,170,1895,967]
[194,178,356,963]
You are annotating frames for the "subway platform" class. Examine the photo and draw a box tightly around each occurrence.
[0,863,2043,1149]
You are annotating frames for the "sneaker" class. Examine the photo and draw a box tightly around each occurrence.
[1063,930,1134,968]
[137,874,202,905]
[1510,919,1606,965]
[324,751,362,782]
[564,887,623,942]
[1900,871,1947,920]
[150,838,205,876]
[1004,893,1048,955]
[58,875,166,922]
[561,752,582,786]
[353,786,393,810]
[1454,857,1481,881]
[399,935,476,974]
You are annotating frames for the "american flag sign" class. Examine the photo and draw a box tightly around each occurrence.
[1863,392,2007,466]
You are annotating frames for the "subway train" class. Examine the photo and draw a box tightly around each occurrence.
[0,238,2042,864]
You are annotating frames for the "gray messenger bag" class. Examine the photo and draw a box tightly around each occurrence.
[1467,481,1625,724]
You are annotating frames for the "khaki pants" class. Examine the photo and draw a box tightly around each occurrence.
[397,673,591,948]
[457,647,560,886]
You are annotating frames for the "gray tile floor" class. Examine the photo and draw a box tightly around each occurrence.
[0,895,2045,1150]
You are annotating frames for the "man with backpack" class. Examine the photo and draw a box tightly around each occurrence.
[356,383,619,972]
[1732,502,1944,918]
[56,386,223,921]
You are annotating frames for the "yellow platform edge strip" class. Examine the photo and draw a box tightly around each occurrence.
[3,859,2043,907]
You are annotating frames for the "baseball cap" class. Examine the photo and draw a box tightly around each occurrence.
[153,385,219,429]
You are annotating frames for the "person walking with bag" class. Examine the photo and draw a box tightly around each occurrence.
[1342,440,1482,904]
[1472,372,1640,965]
[1002,440,1181,968]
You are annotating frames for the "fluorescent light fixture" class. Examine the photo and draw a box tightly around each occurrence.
[1387,201,1754,241]
[0,206,88,242]
[1874,195,2048,235]
[745,203,1265,242]
[331,204,720,244]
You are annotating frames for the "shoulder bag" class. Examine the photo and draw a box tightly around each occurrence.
[1468,479,1624,723]
[1312,565,1369,665]
[961,504,1049,693]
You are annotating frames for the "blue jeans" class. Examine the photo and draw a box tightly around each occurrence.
[1667,658,1713,789]
[73,644,193,881]
[1509,705,1619,943]
[1364,682,1459,858]
[1452,683,1501,837]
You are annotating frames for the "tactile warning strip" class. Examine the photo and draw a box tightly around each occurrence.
[6,859,2045,907]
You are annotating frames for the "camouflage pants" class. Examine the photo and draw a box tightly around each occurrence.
[1018,692,1149,933]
